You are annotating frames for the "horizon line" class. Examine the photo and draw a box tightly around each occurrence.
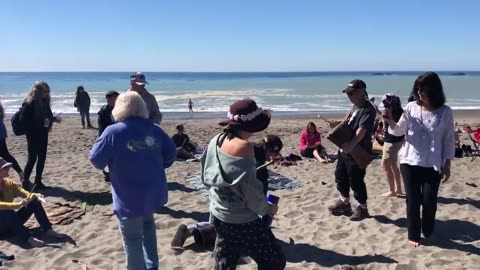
[1,70,479,73]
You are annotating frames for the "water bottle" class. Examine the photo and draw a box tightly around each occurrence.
[263,194,280,226]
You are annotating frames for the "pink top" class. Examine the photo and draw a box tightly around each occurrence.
[300,130,321,151]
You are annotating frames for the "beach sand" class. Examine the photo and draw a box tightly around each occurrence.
[0,113,479,270]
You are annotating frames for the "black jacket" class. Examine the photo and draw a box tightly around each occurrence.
[74,92,91,109]
[97,105,114,136]
[20,101,53,135]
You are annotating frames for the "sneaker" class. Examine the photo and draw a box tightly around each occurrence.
[350,206,370,221]
[328,199,352,216]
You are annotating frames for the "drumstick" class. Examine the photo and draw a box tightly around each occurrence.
[256,160,274,171]
[317,115,334,124]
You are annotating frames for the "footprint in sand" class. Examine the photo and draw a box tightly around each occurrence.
[329,232,349,240]
[284,210,302,218]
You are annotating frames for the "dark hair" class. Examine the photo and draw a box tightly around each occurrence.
[306,122,317,134]
[76,85,85,95]
[412,72,446,109]
[176,124,184,131]
[264,134,283,153]
[223,125,241,140]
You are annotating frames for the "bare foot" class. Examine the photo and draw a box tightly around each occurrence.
[380,191,396,197]
[46,229,68,239]
[28,237,46,248]
[408,240,420,247]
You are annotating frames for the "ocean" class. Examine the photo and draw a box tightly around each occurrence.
[1,72,479,117]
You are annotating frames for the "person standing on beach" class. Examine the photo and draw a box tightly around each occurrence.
[384,72,455,247]
[74,86,94,129]
[188,99,193,113]
[129,72,163,125]
[89,91,176,270]
[0,101,24,182]
[97,90,119,182]
[20,81,62,190]
[328,80,376,221]
[380,94,404,197]
[202,99,286,269]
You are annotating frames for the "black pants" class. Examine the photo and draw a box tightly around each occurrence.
[0,139,22,173]
[400,164,441,242]
[334,151,367,204]
[300,145,325,158]
[0,200,52,242]
[213,217,286,270]
[24,133,48,183]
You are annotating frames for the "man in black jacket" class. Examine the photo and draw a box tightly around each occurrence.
[97,90,119,181]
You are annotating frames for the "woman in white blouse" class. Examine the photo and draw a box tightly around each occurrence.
[384,72,455,247]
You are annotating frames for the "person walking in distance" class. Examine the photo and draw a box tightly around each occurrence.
[188,99,193,113]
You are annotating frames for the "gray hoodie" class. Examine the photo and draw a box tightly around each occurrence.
[202,134,271,224]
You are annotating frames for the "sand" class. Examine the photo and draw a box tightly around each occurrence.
[0,112,479,270]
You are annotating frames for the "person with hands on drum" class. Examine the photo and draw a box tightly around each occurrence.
[328,80,376,221]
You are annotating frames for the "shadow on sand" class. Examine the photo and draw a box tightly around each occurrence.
[374,215,480,255]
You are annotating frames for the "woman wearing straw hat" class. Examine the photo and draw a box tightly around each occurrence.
[201,99,286,270]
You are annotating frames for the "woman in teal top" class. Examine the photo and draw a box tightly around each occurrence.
[202,99,286,270]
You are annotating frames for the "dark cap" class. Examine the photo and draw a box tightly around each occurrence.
[106,90,120,97]
[130,72,148,85]
[342,79,367,93]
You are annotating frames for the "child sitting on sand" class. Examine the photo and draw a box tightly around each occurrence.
[0,158,66,247]
[300,122,332,163]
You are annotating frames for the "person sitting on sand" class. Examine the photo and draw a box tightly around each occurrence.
[202,99,286,269]
[172,124,197,160]
[300,122,332,163]
[255,134,284,195]
[380,94,405,197]
[89,92,177,269]
[0,158,66,247]
[384,72,455,247]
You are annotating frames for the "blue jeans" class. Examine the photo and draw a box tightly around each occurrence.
[117,213,158,270]
[79,107,91,127]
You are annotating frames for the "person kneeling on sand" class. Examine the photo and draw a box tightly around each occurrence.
[202,99,286,269]
[170,134,285,250]
[0,158,66,247]
[300,122,332,163]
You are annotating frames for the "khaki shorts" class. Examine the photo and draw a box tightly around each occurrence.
[382,142,402,163]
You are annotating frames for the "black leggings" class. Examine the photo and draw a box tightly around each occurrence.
[24,133,49,183]
[0,139,22,173]
[400,164,441,242]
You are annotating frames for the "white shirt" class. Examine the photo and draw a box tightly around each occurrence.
[388,102,455,173]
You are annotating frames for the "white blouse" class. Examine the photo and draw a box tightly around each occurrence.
[388,102,455,173]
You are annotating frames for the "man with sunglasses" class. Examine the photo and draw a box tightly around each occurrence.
[129,72,163,125]
[328,79,376,221]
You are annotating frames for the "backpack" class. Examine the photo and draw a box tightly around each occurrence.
[11,106,25,136]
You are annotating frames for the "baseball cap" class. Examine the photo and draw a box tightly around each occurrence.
[342,79,367,93]
[130,72,149,85]
[0,158,13,170]
[106,90,120,98]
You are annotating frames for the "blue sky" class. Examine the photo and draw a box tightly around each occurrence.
[1,0,479,71]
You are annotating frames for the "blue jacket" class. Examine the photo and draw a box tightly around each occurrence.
[89,117,176,219]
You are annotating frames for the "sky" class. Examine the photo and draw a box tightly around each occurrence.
[0,0,479,72]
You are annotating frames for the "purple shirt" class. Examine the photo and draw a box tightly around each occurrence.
[89,117,176,219]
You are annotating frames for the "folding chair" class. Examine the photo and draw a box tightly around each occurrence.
[463,126,480,161]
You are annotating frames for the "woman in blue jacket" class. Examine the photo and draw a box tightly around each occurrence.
[89,91,176,270]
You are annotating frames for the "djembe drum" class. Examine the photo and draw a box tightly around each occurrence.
[327,121,373,169]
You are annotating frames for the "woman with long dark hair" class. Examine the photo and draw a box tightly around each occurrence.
[74,85,93,129]
[20,81,61,190]
[384,72,455,247]
[202,99,286,269]
[0,101,24,181]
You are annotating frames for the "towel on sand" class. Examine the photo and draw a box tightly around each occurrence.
[24,202,85,229]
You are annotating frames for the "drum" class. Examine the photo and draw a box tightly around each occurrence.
[327,121,374,169]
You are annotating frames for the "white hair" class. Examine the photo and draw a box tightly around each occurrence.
[112,92,148,122]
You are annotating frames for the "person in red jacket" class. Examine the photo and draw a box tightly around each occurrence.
[300,122,332,163]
